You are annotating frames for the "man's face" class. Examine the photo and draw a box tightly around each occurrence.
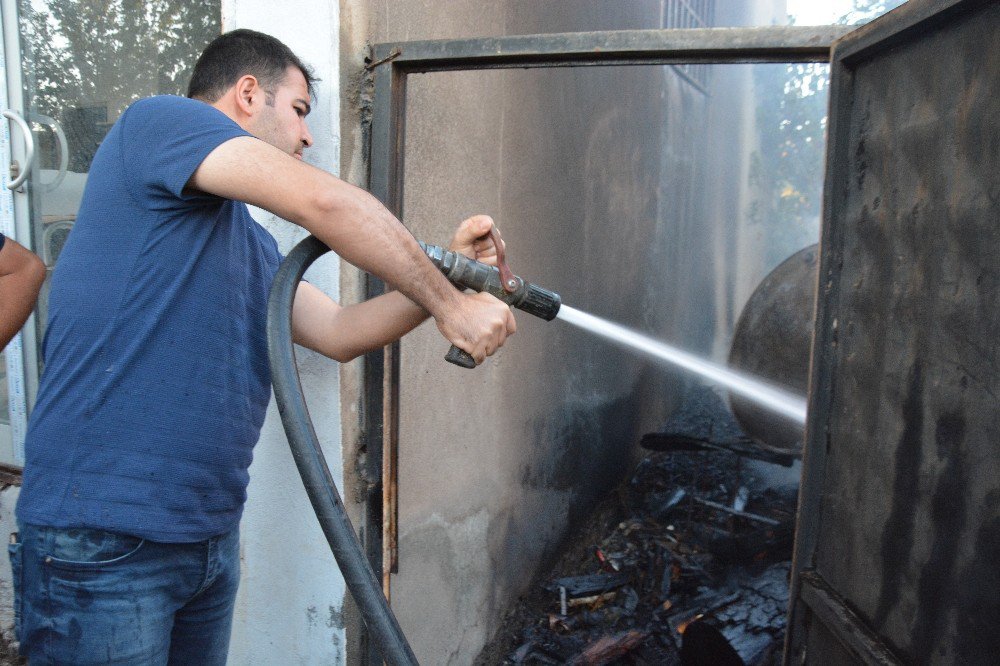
[250,66,313,159]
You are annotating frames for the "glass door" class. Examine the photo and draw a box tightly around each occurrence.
[0,0,219,467]
[0,0,33,465]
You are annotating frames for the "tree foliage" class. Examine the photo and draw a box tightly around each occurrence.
[19,0,219,169]
[747,0,908,267]
[748,61,828,267]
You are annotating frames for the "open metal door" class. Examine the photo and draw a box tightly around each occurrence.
[787,0,1000,663]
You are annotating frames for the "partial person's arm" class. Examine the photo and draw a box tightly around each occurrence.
[0,237,45,350]
[292,215,505,361]
[189,137,515,364]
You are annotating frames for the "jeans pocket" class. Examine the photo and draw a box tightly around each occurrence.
[7,534,22,640]
[42,527,145,573]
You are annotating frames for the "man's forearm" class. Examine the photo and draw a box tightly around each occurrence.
[0,240,45,349]
[0,275,42,348]
[300,178,461,318]
[292,283,428,362]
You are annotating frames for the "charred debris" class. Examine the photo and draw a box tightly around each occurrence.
[479,387,800,666]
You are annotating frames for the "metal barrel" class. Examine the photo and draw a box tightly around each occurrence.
[727,244,818,454]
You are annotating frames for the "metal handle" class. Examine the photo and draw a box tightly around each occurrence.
[445,345,477,368]
[3,109,35,191]
[30,113,68,193]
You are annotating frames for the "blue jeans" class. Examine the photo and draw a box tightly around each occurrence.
[9,523,240,665]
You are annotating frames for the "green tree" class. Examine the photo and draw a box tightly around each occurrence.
[748,61,828,267]
[747,0,908,267]
[19,0,219,170]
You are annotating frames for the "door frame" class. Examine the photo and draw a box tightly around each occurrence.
[360,24,850,665]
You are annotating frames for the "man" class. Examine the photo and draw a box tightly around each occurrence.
[12,29,515,664]
[0,233,45,350]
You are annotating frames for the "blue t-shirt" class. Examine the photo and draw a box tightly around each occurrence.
[17,96,282,542]
[0,232,5,251]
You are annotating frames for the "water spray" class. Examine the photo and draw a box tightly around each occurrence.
[420,240,806,425]
[556,305,807,425]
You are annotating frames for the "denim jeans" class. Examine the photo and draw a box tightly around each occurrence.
[9,523,240,665]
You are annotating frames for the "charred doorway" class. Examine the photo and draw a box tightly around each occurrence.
[354,25,849,664]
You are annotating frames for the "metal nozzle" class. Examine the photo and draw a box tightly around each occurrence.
[419,241,561,320]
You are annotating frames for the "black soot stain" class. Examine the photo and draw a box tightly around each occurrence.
[911,412,967,658]
[956,498,1000,664]
[873,362,924,629]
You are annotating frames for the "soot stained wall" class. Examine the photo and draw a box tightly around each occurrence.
[339,2,782,662]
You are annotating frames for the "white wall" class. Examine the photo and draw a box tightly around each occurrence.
[221,1,347,663]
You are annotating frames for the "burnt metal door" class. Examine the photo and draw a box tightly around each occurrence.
[787,1,1000,664]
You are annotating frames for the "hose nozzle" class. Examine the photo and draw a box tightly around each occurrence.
[419,242,561,367]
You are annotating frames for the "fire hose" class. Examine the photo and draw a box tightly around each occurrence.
[266,234,560,665]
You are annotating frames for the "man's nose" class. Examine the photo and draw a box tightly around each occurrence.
[302,123,314,148]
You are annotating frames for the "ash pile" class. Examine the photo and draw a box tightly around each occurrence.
[485,386,801,666]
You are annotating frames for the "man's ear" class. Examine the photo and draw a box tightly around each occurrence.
[234,74,260,116]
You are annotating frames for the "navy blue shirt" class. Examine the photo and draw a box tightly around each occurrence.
[18,96,282,542]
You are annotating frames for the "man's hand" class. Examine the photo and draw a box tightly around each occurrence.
[436,291,516,365]
[0,237,45,350]
[442,214,519,363]
[448,214,504,266]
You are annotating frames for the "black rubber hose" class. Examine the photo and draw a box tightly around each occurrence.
[266,234,419,666]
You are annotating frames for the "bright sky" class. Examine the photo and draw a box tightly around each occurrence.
[785,0,856,25]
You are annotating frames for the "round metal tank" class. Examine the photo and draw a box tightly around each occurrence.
[727,244,818,454]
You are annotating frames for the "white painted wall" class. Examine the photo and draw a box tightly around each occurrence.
[221,1,347,663]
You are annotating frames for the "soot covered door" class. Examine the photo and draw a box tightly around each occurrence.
[787,1,1000,664]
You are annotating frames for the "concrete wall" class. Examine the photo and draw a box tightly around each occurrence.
[339,1,791,663]
[709,0,793,358]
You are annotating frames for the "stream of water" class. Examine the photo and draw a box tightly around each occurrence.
[556,305,808,425]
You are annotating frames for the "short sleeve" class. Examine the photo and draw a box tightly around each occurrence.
[0,233,5,252]
[118,96,253,205]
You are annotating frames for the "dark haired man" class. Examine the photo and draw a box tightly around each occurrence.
[0,233,45,350]
[11,29,515,664]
